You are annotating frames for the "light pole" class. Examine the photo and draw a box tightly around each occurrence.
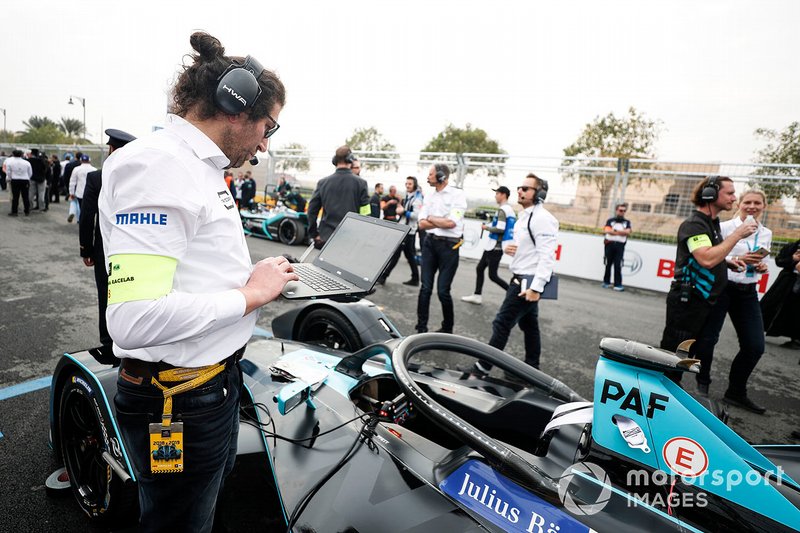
[0,108,6,133]
[68,96,86,140]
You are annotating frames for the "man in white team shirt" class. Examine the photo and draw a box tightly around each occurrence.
[98,31,297,532]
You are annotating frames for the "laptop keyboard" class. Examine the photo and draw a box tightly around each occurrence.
[293,264,350,292]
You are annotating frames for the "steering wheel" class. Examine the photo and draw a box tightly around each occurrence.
[391,333,577,493]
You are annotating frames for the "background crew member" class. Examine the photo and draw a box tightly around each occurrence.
[99,32,296,532]
[79,128,136,362]
[307,145,370,248]
[389,176,424,286]
[602,203,632,291]
[415,164,467,333]
[462,186,516,305]
[4,149,32,216]
[380,184,402,221]
[350,156,361,176]
[658,176,757,384]
[68,154,97,213]
[691,189,771,413]
[475,174,557,373]
[369,182,384,218]
[761,239,800,350]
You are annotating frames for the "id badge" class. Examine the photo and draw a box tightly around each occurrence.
[149,422,184,474]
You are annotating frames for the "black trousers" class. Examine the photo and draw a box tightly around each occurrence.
[382,232,419,281]
[488,279,542,368]
[92,254,113,350]
[475,248,508,294]
[604,242,625,287]
[693,282,764,396]
[416,236,460,332]
[10,180,30,214]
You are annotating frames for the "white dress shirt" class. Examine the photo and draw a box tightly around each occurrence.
[99,114,253,367]
[418,184,467,239]
[721,217,773,285]
[3,156,32,181]
[507,203,559,293]
[69,163,97,198]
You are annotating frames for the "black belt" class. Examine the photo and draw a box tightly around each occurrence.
[429,234,461,245]
[120,345,245,384]
[728,282,757,292]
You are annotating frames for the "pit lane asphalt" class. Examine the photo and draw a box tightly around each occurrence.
[1,194,799,532]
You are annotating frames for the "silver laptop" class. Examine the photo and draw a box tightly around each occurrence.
[281,213,410,300]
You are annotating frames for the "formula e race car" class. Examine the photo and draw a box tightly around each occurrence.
[49,299,800,532]
[241,201,309,245]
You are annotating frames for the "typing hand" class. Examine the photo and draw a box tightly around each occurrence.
[240,256,299,313]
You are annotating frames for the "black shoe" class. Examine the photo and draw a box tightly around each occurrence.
[8,212,17,216]
[376,277,386,286]
[402,279,419,286]
[42,208,49,212]
[792,430,800,440]
[723,393,766,414]
[435,327,453,334]
[696,381,709,396]
[781,339,800,350]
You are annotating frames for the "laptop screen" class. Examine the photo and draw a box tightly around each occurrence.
[316,214,409,286]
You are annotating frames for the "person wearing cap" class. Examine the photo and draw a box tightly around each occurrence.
[602,203,632,291]
[462,186,516,305]
[67,154,96,221]
[99,32,295,531]
[79,129,137,361]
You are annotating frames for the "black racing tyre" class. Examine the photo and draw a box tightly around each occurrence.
[295,308,364,352]
[278,218,306,245]
[59,374,137,525]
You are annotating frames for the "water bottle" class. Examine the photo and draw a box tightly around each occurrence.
[744,215,756,277]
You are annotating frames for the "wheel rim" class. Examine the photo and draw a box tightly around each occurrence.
[279,219,296,243]
[61,388,110,510]
[302,319,354,351]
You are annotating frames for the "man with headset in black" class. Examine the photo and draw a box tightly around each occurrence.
[307,145,370,248]
[415,164,467,333]
[99,32,297,531]
[475,173,557,373]
[659,176,757,384]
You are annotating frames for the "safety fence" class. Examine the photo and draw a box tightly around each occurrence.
[264,149,800,252]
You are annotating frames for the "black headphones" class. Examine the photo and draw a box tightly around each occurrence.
[700,176,720,203]
[534,178,549,204]
[214,55,264,115]
[434,164,449,183]
[331,149,355,166]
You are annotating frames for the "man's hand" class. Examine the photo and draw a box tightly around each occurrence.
[519,288,540,302]
[741,251,765,265]
[505,244,518,256]
[728,256,747,272]
[239,256,299,314]
[83,257,94,267]
[734,220,758,240]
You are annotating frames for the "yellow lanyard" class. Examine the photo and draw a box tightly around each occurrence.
[151,363,226,428]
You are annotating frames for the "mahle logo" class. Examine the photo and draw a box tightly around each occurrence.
[558,462,612,515]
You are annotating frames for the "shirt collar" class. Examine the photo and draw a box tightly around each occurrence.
[165,114,230,170]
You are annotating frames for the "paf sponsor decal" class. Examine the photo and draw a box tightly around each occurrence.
[599,379,669,419]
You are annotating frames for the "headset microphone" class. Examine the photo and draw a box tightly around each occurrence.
[249,156,259,166]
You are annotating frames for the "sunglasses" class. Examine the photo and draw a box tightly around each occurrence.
[263,112,280,139]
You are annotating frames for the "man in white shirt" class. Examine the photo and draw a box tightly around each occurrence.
[476,173,558,372]
[4,150,32,216]
[99,31,296,532]
[415,164,467,333]
[68,154,97,220]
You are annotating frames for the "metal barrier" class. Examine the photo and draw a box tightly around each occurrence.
[264,149,800,247]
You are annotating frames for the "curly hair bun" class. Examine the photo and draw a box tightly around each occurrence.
[190,31,225,61]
